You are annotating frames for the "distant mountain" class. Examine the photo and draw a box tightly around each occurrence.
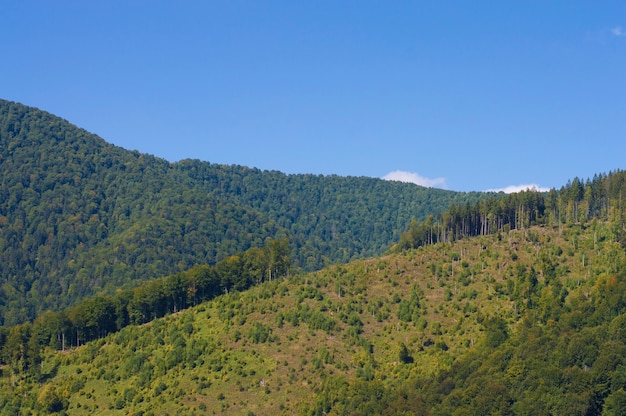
[0,99,485,324]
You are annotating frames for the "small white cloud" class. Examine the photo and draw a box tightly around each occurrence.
[485,184,550,194]
[382,170,447,189]
[612,26,625,36]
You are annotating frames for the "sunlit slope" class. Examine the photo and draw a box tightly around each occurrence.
[4,220,623,414]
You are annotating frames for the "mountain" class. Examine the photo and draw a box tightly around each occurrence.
[0,99,485,325]
[2,218,626,414]
[2,101,626,414]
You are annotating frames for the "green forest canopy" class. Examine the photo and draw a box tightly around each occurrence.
[0,98,484,325]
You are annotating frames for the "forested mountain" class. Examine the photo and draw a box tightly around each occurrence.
[3,96,626,413]
[2,216,626,414]
[0,99,484,325]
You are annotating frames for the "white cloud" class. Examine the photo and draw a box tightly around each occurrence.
[382,170,447,189]
[485,184,550,194]
[612,26,625,36]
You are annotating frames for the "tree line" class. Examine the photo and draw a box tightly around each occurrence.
[0,239,290,379]
[395,170,626,251]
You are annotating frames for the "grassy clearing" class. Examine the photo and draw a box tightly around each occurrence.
[2,223,619,414]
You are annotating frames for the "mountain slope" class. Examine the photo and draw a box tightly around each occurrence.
[2,220,625,414]
[0,99,484,325]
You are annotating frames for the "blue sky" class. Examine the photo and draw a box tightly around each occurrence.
[2,1,625,192]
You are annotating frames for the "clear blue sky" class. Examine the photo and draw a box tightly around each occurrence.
[2,1,625,192]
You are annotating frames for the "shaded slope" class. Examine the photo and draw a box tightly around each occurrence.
[175,159,483,269]
[0,99,483,324]
[0,100,282,324]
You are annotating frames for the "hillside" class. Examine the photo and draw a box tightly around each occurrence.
[2,219,626,414]
[0,99,484,325]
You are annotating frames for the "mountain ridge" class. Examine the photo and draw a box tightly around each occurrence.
[0,98,485,324]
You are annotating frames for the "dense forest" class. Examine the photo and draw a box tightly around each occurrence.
[0,99,484,325]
